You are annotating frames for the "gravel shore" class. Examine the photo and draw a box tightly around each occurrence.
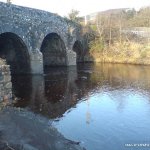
[0,107,85,150]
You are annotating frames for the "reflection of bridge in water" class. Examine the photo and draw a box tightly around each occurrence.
[11,63,150,119]
[12,67,77,118]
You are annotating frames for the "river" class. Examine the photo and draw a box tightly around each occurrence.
[10,63,150,150]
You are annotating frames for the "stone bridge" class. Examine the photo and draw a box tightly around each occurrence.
[0,2,83,74]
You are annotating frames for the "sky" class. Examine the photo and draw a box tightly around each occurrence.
[0,0,150,16]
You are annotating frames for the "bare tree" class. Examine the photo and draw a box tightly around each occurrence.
[108,14,112,47]
[96,14,104,41]
[119,13,123,44]
[68,9,80,23]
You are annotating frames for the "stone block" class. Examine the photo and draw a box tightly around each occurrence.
[5,82,12,89]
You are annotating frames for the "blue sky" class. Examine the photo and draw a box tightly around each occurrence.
[0,0,150,16]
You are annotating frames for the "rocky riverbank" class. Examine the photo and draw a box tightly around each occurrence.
[0,107,85,150]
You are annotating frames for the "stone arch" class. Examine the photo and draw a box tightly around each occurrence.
[73,40,83,63]
[40,33,67,71]
[0,32,31,74]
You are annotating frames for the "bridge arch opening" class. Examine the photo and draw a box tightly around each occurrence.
[73,40,83,63]
[0,32,31,74]
[40,33,67,71]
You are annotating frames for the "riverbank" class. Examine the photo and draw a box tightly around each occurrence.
[0,107,84,150]
[88,55,150,65]
[86,41,150,65]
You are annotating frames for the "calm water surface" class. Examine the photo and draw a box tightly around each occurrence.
[12,63,150,150]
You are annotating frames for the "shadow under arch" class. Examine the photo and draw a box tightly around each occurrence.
[73,40,83,63]
[40,33,67,73]
[0,32,31,74]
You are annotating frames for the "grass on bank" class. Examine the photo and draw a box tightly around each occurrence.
[89,39,150,65]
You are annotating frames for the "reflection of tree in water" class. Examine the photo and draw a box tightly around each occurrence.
[90,63,150,91]
[90,63,150,111]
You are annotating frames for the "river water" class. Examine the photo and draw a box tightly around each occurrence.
[12,63,150,150]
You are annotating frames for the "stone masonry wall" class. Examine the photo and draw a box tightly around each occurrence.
[0,60,12,103]
[0,2,83,74]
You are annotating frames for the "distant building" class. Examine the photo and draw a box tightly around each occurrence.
[85,12,98,24]
[122,27,150,38]
[84,8,133,25]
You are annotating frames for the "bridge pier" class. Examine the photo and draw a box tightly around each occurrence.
[30,52,43,74]
[0,60,12,104]
[30,50,77,74]
[66,50,77,66]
